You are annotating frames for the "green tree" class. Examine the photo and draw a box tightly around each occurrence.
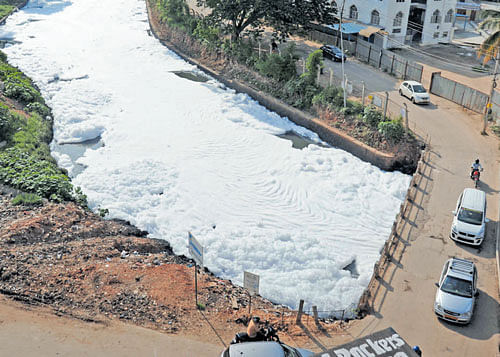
[197,0,336,41]
[478,9,500,63]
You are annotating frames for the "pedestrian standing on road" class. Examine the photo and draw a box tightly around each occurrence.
[413,345,422,356]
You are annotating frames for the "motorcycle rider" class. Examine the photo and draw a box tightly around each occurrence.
[470,159,483,179]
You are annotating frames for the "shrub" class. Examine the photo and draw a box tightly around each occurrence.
[11,193,43,206]
[225,39,259,68]
[255,44,298,82]
[282,76,321,110]
[302,49,323,85]
[98,207,109,218]
[349,101,364,116]
[192,18,220,48]
[378,118,405,142]
[491,125,500,138]
[0,147,73,201]
[156,0,197,34]
[26,102,50,117]
[362,106,383,127]
[312,86,344,109]
[0,104,13,142]
[73,186,88,207]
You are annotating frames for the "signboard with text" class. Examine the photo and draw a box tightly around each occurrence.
[243,271,260,296]
[313,327,417,357]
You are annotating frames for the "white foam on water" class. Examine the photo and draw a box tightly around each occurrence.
[1,0,411,314]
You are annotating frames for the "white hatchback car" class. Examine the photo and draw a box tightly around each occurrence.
[434,257,478,324]
[399,80,430,104]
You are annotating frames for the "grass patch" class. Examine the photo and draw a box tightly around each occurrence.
[11,192,43,206]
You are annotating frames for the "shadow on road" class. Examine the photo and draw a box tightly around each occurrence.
[368,150,434,316]
[451,221,498,259]
[437,288,500,340]
[419,103,438,110]
[478,180,499,196]
[296,322,328,352]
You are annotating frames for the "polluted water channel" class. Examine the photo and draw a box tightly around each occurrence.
[277,131,328,149]
[1,0,412,315]
[52,136,103,177]
[172,70,210,83]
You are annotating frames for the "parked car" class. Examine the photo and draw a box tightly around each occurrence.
[398,80,430,104]
[450,188,488,246]
[320,45,346,62]
[220,341,314,357]
[434,257,478,324]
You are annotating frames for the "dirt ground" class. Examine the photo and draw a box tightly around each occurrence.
[0,188,356,355]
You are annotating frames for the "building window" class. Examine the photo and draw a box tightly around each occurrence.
[349,5,358,20]
[431,10,441,24]
[371,10,380,25]
[393,28,401,33]
[433,32,439,38]
[396,0,404,2]
[442,31,448,37]
[445,9,453,23]
[393,11,403,27]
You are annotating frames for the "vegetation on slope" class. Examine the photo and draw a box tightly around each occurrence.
[0,51,87,205]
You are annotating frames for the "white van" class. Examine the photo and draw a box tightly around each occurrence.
[450,188,489,246]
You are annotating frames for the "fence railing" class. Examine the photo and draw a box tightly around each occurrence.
[357,140,431,314]
[307,30,423,82]
[430,72,489,114]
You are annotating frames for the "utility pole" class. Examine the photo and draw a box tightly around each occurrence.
[483,49,500,134]
[339,0,347,108]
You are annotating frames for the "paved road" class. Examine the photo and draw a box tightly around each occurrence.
[285,38,500,356]
[0,297,223,357]
[347,93,500,357]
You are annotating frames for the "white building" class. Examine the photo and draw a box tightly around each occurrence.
[332,0,458,47]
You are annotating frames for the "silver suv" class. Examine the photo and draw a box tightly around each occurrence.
[434,258,478,324]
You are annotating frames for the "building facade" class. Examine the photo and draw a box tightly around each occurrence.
[332,0,458,47]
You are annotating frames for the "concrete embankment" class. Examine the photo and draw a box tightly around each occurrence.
[145,3,408,173]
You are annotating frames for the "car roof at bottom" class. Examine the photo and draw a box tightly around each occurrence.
[447,258,475,281]
[228,342,285,357]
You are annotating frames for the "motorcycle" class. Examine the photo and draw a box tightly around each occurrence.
[471,169,481,188]
[230,321,280,344]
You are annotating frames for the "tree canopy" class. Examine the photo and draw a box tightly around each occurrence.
[478,9,500,64]
[196,0,336,41]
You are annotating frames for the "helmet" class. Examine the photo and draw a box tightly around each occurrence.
[475,159,480,164]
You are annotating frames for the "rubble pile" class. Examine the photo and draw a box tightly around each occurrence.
[0,192,320,339]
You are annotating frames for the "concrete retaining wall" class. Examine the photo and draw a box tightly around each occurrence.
[146,4,399,172]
